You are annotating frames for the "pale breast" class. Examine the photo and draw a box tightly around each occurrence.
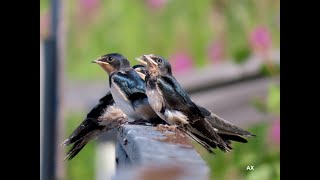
[111,82,139,120]
[146,87,164,116]
[164,109,189,125]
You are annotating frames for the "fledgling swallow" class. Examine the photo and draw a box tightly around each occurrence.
[62,92,126,160]
[93,53,165,124]
[130,63,255,148]
[136,54,232,153]
[133,61,255,151]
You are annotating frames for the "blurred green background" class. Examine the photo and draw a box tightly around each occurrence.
[41,0,280,180]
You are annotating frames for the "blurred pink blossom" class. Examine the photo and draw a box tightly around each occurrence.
[40,12,49,38]
[147,0,167,10]
[169,51,193,74]
[249,26,272,55]
[79,0,100,12]
[207,40,225,64]
[77,0,101,25]
[269,118,280,145]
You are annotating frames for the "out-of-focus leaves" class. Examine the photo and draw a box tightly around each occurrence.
[47,0,280,80]
[40,0,49,12]
[267,84,280,114]
[251,97,268,113]
[203,123,279,180]
[232,46,251,64]
[260,63,280,77]
[246,164,272,180]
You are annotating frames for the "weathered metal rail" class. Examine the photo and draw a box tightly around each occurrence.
[113,125,209,180]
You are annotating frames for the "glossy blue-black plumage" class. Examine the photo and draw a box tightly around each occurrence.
[110,69,147,103]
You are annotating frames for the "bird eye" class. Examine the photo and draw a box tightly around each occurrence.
[156,58,162,63]
[107,56,113,62]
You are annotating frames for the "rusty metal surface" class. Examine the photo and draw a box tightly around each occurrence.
[114,125,209,180]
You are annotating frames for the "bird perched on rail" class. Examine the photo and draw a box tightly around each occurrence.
[92,53,165,125]
[136,54,255,153]
[133,63,255,147]
[62,91,126,160]
[62,62,162,160]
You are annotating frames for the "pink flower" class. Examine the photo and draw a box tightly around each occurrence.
[169,51,193,74]
[249,26,272,55]
[40,12,49,38]
[146,0,167,10]
[207,40,225,64]
[79,0,100,12]
[269,118,280,145]
[77,0,101,25]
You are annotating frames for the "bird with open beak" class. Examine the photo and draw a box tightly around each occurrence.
[136,54,235,153]
[132,61,255,150]
[92,53,165,124]
[62,92,126,160]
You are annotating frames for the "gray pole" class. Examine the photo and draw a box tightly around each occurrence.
[41,0,60,180]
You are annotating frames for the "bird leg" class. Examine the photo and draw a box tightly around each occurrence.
[156,124,178,132]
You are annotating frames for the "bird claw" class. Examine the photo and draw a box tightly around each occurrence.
[156,124,177,132]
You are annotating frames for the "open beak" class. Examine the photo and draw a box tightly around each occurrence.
[135,56,147,65]
[135,54,157,68]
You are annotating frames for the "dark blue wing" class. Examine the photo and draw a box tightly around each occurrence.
[86,92,114,118]
[111,69,147,101]
[157,75,205,119]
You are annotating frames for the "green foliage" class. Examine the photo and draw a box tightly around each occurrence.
[232,46,251,64]
[266,84,280,115]
[202,123,280,180]
[40,0,279,80]
[40,0,49,12]
[260,63,280,77]
[251,83,280,115]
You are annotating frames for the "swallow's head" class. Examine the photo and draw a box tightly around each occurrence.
[92,53,130,74]
[135,54,172,76]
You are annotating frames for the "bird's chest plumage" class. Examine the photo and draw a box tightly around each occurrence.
[146,78,189,125]
[146,87,163,114]
[111,74,157,121]
[110,81,138,121]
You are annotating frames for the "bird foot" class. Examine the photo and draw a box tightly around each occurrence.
[156,124,177,132]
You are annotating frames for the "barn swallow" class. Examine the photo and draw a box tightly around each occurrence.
[92,53,165,125]
[131,62,255,148]
[62,92,126,160]
[136,54,231,153]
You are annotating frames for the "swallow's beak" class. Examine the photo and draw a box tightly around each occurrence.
[92,57,113,74]
[135,56,147,65]
[136,54,157,68]
[92,57,109,65]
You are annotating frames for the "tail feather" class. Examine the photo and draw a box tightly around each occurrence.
[185,131,214,153]
[189,120,231,152]
[219,134,248,143]
[64,139,88,161]
[62,118,102,146]
[198,105,255,137]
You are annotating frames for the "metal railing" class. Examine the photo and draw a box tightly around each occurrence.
[113,125,210,180]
